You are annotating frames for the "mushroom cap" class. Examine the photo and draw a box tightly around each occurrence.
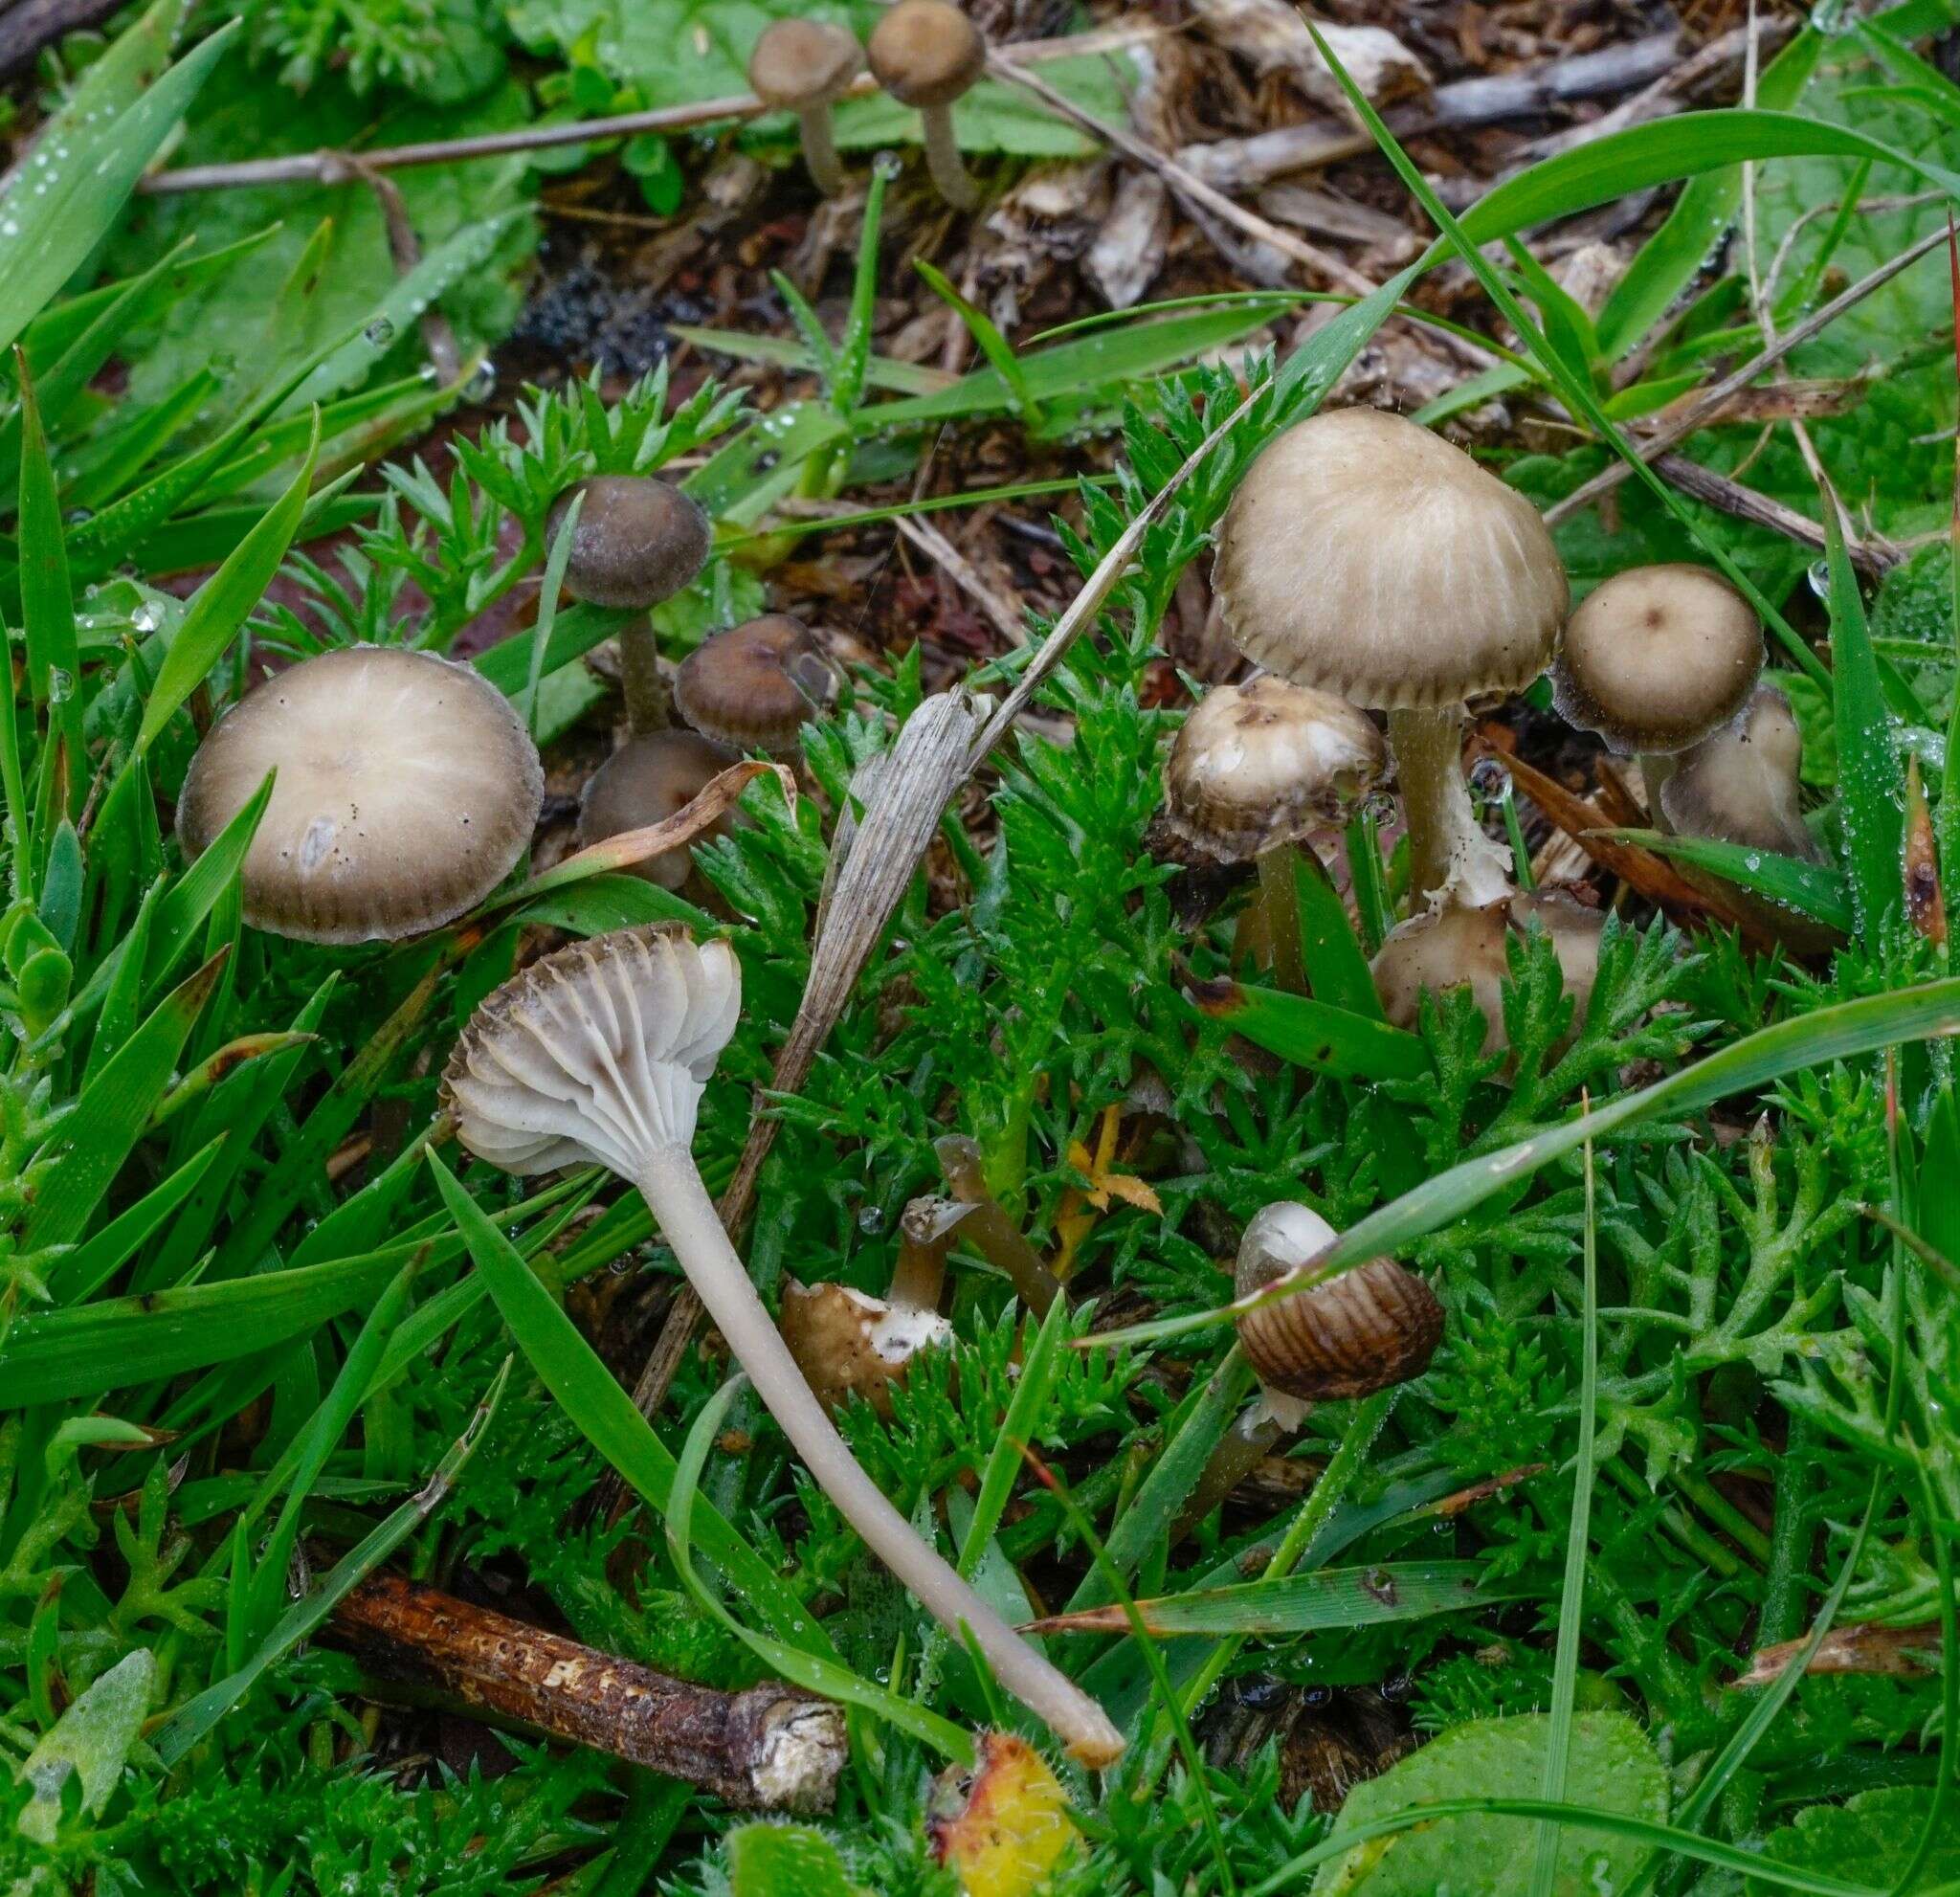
[441,925,741,1176]
[674,614,835,753]
[176,644,543,945]
[1659,680,1820,861]
[1214,407,1569,710]
[1371,891,1603,1053]
[576,730,741,890]
[866,0,985,107]
[1553,564,1763,754]
[749,17,863,108]
[1162,677,1387,862]
[1232,1201,1442,1409]
[549,477,711,612]
[780,1279,953,1416]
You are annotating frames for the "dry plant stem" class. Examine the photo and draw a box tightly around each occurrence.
[936,1134,1063,1314]
[921,103,981,210]
[635,1141,1124,1766]
[1255,846,1306,993]
[1546,222,1951,527]
[798,108,847,198]
[615,619,671,735]
[0,0,124,81]
[328,1570,845,1810]
[1386,705,1512,909]
[1655,452,1901,574]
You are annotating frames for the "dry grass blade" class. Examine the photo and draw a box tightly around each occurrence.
[1733,1619,1941,1689]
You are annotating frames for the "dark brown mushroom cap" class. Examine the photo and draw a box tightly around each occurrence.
[1232,1201,1442,1408]
[1371,891,1603,1053]
[575,730,741,890]
[177,645,543,945]
[1659,680,1821,861]
[1162,677,1386,863]
[1553,564,1763,754]
[749,18,864,108]
[548,477,711,612]
[674,614,835,753]
[1214,407,1569,710]
[867,0,985,107]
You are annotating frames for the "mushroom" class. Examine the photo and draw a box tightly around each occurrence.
[780,1280,953,1416]
[176,644,543,945]
[1213,408,1569,912]
[1162,675,1386,992]
[576,730,742,890]
[1370,891,1604,1055]
[442,925,1125,1767]
[1233,1201,1442,1431]
[549,477,713,738]
[866,0,987,211]
[749,20,864,198]
[1659,681,1820,863]
[674,614,836,756]
[1551,564,1763,820]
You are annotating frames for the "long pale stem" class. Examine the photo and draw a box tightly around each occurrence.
[797,107,846,197]
[1255,845,1305,994]
[1385,704,1513,911]
[921,103,980,210]
[636,1141,1124,1766]
[617,618,670,737]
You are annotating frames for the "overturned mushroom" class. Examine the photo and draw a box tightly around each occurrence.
[177,644,543,945]
[781,1281,953,1416]
[550,477,712,737]
[867,0,987,210]
[749,20,863,198]
[576,730,742,890]
[1233,1201,1442,1431]
[1214,408,1568,911]
[443,926,1125,1767]
[1552,564,1763,820]
[675,614,836,756]
[1162,676,1386,992]
[1370,891,1604,1055]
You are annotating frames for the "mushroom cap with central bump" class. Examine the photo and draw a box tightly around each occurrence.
[176,645,544,945]
[1213,407,1569,709]
[576,730,741,889]
[1163,677,1386,863]
[675,614,835,753]
[1233,1201,1442,1423]
[1553,564,1763,755]
[440,925,741,1177]
[867,0,985,106]
[549,477,711,612]
[749,17,863,109]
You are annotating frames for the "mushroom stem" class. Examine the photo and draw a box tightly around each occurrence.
[890,1196,953,1309]
[935,1134,1063,1313]
[1173,1408,1286,1547]
[617,619,672,735]
[1385,705,1513,910]
[1639,752,1677,833]
[920,103,980,209]
[635,1139,1125,1768]
[1255,845,1306,993]
[797,105,847,197]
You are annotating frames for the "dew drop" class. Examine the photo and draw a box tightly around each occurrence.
[363,317,398,347]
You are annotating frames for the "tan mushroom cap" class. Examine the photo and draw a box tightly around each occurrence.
[749,18,864,108]
[177,645,543,944]
[1163,677,1386,863]
[1214,407,1569,709]
[675,614,835,753]
[1233,1201,1442,1418]
[780,1279,953,1417]
[576,730,741,890]
[1659,680,1820,861]
[1554,564,1763,755]
[867,0,985,107]
[549,477,711,612]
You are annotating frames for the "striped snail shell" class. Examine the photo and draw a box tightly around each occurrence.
[1233,1202,1442,1410]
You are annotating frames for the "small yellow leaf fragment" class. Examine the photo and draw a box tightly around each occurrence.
[927,1731,1080,1897]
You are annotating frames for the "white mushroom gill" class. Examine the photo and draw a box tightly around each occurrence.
[442,926,1125,1768]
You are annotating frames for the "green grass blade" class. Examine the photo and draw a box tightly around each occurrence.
[1291,850,1385,1017]
[1596,828,1851,934]
[1185,977,1428,1082]
[15,362,83,798]
[1093,975,1960,1350]
[46,1138,223,1304]
[959,1292,1069,1580]
[668,1372,974,1760]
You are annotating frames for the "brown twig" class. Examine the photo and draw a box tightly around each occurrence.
[137,25,1162,196]
[1654,451,1902,574]
[0,0,124,82]
[326,1570,846,1810]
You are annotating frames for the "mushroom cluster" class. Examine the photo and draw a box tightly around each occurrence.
[748,1,989,207]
